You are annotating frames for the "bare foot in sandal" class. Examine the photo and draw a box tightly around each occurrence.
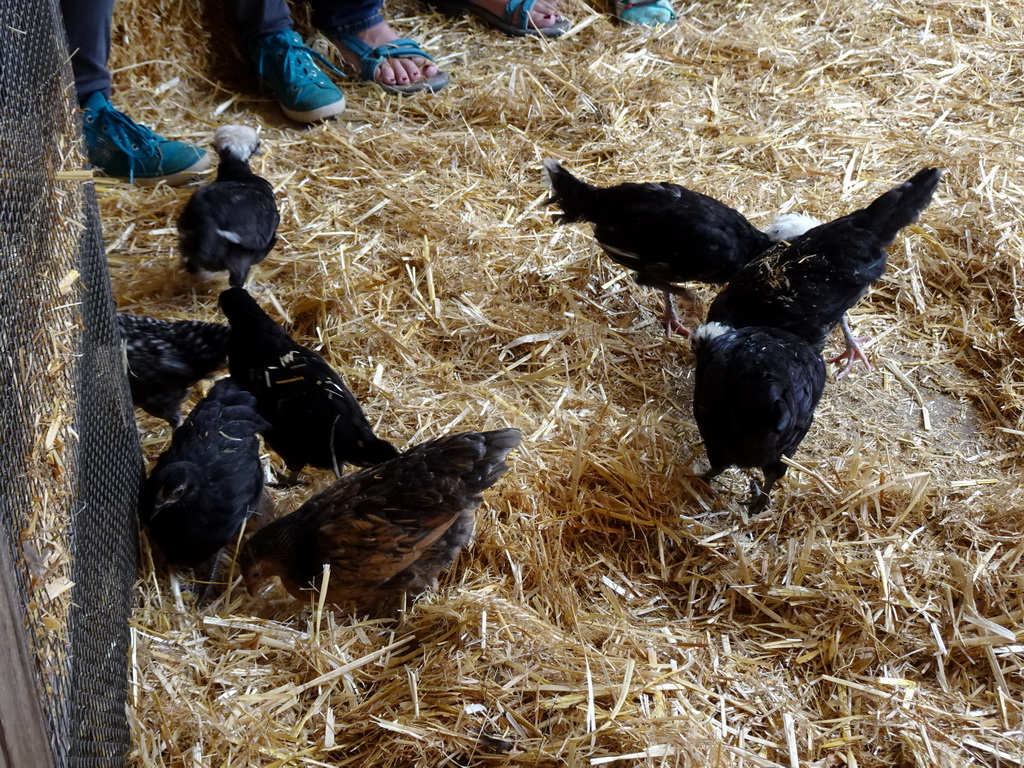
[433,0,568,36]
[333,22,440,88]
[471,0,564,31]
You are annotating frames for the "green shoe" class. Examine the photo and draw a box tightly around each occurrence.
[248,29,346,122]
[81,91,210,186]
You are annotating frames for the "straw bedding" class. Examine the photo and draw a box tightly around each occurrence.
[101,0,1023,765]
[18,125,91,707]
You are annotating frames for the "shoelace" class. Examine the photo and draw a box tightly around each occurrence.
[89,102,162,181]
[253,31,345,83]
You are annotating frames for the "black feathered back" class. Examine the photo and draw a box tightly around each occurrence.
[177,142,279,288]
[140,377,268,566]
[544,159,773,286]
[219,287,397,473]
[707,167,941,349]
[693,324,825,494]
[117,312,230,425]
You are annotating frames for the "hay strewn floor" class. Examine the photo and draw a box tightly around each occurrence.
[101,0,1023,765]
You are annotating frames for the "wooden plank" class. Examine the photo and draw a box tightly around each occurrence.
[0,526,56,768]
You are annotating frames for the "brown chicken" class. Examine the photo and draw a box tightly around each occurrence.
[239,428,522,613]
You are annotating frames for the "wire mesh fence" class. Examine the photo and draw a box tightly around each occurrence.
[0,0,141,765]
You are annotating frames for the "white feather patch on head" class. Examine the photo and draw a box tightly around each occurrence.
[764,212,822,243]
[213,125,260,161]
[691,321,733,352]
[541,158,562,188]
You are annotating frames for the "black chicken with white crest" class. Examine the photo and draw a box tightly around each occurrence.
[178,125,279,288]
[706,167,942,377]
[692,322,826,514]
[140,378,269,595]
[543,159,820,335]
[219,287,398,482]
[117,312,230,426]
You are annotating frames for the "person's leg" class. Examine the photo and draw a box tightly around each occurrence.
[430,0,567,37]
[238,0,347,121]
[309,0,385,37]
[315,0,447,93]
[61,0,209,185]
[231,0,295,38]
[61,0,114,104]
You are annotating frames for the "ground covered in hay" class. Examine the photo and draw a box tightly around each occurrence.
[99,0,1023,765]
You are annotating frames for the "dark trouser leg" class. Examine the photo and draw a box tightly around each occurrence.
[60,0,115,104]
[310,0,385,37]
[231,0,295,43]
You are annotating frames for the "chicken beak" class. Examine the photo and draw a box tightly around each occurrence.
[243,572,261,596]
[243,564,274,598]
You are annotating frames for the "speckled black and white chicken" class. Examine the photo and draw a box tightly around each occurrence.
[178,125,279,288]
[219,287,397,482]
[706,167,942,377]
[692,322,826,513]
[117,312,230,426]
[543,159,820,335]
[239,428,522,613]
[139,378,269,592]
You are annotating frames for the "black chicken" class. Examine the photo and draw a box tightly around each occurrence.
[543,159,820,335]
[219,287,397,481]
[692,322,826,513]
[706,167,942,376]
[117,312,230,426]
[178,125,279,288]
[240,428,522,613]
[140,378,269,591]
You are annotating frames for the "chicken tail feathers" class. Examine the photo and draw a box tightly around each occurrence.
[860,167,942,247]
[397,428,522,495]
[542,159,599,224]
[189,377,269,435]
[219,287,281,337]
[470,428,523,489]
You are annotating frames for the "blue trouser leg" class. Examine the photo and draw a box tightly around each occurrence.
[61,0,114,105]
[60,0,389,98]
[308,0,385,37]
[233,0,385,41]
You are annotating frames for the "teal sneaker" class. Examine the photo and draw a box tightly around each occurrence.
[80,91,211,186]
[614,0,676,26]
[248,29,346,122]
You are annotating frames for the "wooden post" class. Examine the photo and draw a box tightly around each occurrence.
[0,527,56,768]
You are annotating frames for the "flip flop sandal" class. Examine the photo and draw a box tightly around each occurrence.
[613,0,676,26]
[431,0,570,38]
[331,36,450,94]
